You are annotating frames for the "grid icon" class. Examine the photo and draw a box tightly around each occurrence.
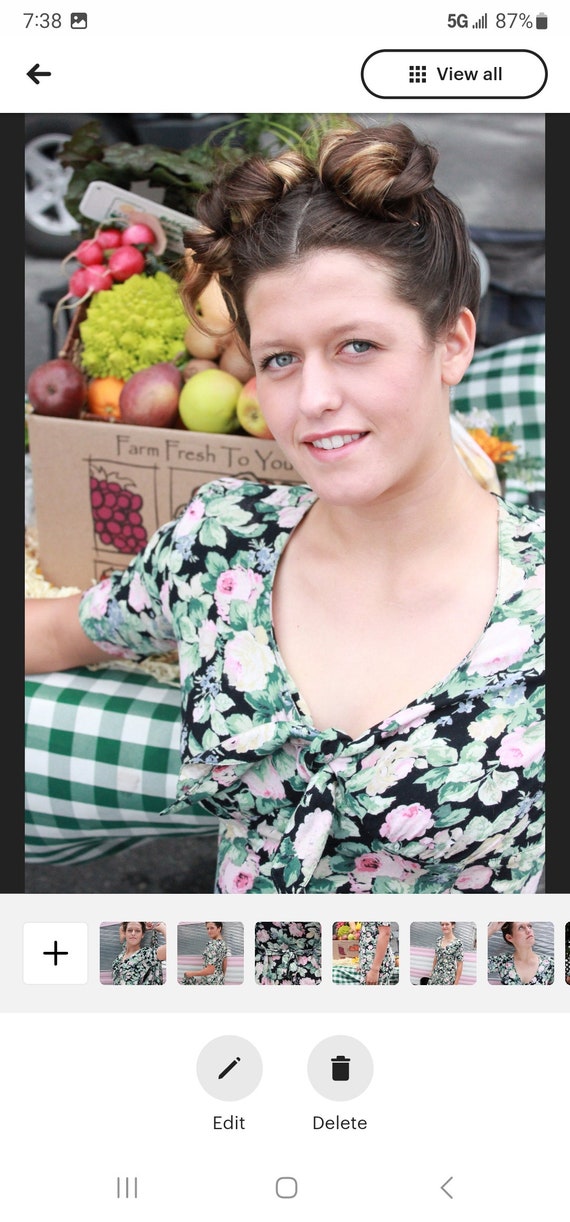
[408,64,427,84]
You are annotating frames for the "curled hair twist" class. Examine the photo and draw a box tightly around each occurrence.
[317,123,437,221]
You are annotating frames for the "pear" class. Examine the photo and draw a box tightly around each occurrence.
[119,362,183,428]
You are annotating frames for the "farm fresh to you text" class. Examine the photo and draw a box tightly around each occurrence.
[114,432,296,476]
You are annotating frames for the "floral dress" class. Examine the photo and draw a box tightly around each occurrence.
[112,944,164,985]
[254,921,321,984]
[358,921,395,985]
[487,952,554,985]
[183,936,227,985]
[427,935,464,985]
[79,478,545,895]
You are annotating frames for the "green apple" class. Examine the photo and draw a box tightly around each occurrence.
[178,368,243,433]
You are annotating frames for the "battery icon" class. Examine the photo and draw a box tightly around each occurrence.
[536,12,548,27]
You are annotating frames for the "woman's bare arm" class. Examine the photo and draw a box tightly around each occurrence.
[25,595,114,674]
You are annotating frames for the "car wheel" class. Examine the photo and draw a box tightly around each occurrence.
[25,114,129,257]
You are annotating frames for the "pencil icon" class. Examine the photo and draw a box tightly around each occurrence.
[218,1056,241,1079]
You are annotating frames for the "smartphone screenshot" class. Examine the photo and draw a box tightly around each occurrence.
[5,3,566,1217]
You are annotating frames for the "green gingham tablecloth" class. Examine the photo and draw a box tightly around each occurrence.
[25,666,217,864]
[452,332,545,504]
[331,963,399,985]
[332,963,362,985]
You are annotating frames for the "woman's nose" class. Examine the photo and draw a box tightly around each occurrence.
[297,356,343,417]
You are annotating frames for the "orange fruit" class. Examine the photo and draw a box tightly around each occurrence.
[86,377,125,420]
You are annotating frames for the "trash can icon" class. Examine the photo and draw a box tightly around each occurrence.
[331,1055,350,1081]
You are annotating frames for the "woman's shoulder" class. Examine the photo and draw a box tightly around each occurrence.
[166,477,316,551]
[498,497,544,564]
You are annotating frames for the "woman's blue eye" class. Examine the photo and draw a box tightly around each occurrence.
[262,352,293,369]
[347,340,372,353]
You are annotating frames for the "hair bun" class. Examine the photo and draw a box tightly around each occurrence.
[318,122,437,220]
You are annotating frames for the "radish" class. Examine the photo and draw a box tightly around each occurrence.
[108,245,146,282]
[69,267,91,298]
[72,238,105,266]
[121,222,156,247]
[95,226,123,249]
[82,265,114,292]
[54,262,114,324]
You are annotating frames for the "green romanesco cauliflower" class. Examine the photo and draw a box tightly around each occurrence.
[79,272,188,380]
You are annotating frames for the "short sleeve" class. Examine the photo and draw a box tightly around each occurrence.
[456,941,464,962]
[203,941,218,966]
[487,954,507,974]
[542,956,555,984]
[78,510,191,660]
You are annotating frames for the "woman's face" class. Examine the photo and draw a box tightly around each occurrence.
[247,250,471,510]
[124,922,144,947]
[440,922,455,936]
[506,922,535,950]
[205,922,221,939]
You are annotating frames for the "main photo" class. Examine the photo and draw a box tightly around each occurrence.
[25,112,545,895]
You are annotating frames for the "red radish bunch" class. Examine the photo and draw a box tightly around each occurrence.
[56,220,159,319]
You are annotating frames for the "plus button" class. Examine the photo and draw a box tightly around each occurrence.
[42,939,69,966]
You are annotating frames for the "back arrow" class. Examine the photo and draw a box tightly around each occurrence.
[27,64,52,84]
[441,1176,454,1199]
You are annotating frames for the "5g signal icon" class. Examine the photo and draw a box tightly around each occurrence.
[472,12,488,26]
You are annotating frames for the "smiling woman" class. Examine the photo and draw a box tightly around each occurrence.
[25,118,545,895]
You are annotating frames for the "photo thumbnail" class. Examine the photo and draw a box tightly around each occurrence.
[332,921,399,986]
[410,921,476,985]
[486,921,554,986]
[99,920,166,985]
[177,920,243,985]
[255,921,322,985]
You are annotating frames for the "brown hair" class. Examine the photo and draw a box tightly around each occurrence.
[120,921,146,935]
[179,120,480,350]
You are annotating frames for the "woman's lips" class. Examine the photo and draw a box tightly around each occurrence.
[303,431,368,459]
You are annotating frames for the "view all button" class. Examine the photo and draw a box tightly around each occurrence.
[361,50,547,99]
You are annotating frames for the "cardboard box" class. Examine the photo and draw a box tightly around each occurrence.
[28,414,302,589]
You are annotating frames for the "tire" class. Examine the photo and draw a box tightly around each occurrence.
[24,114,131,257]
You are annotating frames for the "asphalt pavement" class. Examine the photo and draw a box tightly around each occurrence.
[25,834,218,894]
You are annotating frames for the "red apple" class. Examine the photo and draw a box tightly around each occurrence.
[119,362,183,428]
[27,358,87,418]
[236,376,274,439]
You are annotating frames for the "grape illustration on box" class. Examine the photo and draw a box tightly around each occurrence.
[88,459,160,578]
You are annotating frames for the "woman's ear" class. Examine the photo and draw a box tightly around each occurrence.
[441,308,477,387]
